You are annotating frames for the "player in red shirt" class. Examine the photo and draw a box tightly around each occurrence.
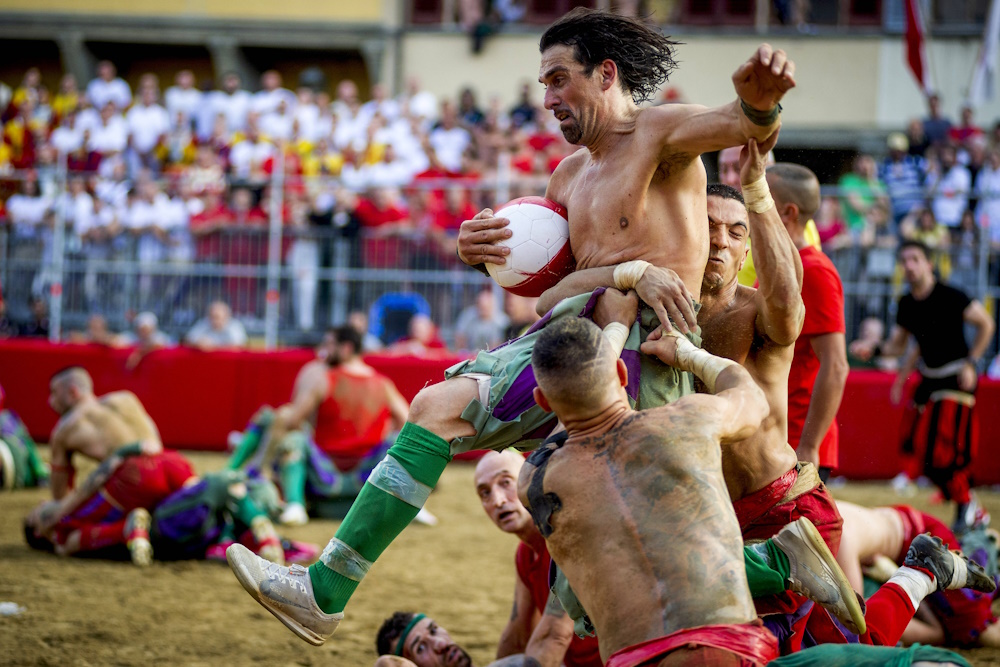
[227,326,412,527]
[474,450,601,667]
[770,163,849,481]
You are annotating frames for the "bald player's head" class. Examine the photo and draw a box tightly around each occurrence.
[474,450,534,536]
[48,366,94,415]
[766,163,820,228]
[531,317,627,420]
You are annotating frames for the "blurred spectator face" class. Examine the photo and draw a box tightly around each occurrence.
[316,92,331,108]
[208,302,231,330]
[87,315,109,341]
[22,178,39,197]
[940,145,957,168]
[887,132,908,158]
[505,294,539,323]
[439,102,457,129]
[337,79,358,104]
[858,317,883,343]
[899,245,933,286]
[961,106,974,126]
[703,194,749,291]
[297,87,314,105]
[476,289,495,318]
[989,148,1000,169]
[960,209,976,231]
[97,61,115,82]
[68,177,85,196]
[24,68,41,88]
[444,187,466,211]
[347,311,368,337]
[918,209,936,231]
[316,330,336,361]
[134,312,158,342]
[100,102,116,122]
[261,70,281,91]
[139,73,159,95]
[59,73,78,94]
[717,147,741,189]
[459,88,476,111]
[223,73,242,94]
[31,296,47,320]
[372,188,395,210]
[907,119,924,140]
[139,177,159,201]
[140,86,157,106]
[968,136,988,164]
[408,314,435,343]
[176,70,195,89]
[854,155,876,178]
[231,188,253,212]
[928,94,941,117]
[195,145,216,167]
[370,83,387,102]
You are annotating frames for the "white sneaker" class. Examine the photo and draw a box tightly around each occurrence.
[280,503,309,527]
[226,543,342,646]
[773,517,867,635]
[413,507,438,526]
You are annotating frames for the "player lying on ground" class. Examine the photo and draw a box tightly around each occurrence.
[371,611,975,667]
[836,500,1000,649]
[226,8,797,644]
[0,382,50,489]
[24,447,305,566]
[227,326,414,527]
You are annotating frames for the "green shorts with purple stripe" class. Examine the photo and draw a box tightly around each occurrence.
[444,289,700,456]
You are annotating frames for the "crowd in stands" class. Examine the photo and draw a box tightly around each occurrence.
[0,62,999,359]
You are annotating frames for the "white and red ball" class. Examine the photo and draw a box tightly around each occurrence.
[486,196,575,297]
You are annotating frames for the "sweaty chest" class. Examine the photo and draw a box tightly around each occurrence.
[700,305,757,366]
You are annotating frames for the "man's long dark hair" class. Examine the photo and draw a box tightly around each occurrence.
[539,8,680,105]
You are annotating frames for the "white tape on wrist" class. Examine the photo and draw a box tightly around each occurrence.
[674,336,734,393]
[741,174,775,214]
[602,322,629,356]
[613,260,651,291]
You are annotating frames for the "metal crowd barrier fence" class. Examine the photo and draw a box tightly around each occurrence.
[0,162,999,358]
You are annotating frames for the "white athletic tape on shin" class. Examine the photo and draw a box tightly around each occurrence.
[742,174,775,214]
[613,260,651,291]
[602,322,629,357]
[319,538,373,582]
[889,566,936,610]
[367,454,433,509]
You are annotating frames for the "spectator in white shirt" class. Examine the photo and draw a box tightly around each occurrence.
[85,61,132,111]
[200,72,252,139]
[126,175,176,264]
[164,70,202,130]
[126,86,171,174]
[186,300,248,350]
[50,109,84,155]
[292,87,321,143]
[928,143,972,230]
[399,76,438,123]
[252,70,296,116]
[976,148,1000,247]
[87,102,128,157]
[60,176,94,247]
[93,160,131,211]
[429,102,471,173]
[6,178,51,242]
[259,98,295,143]
[360,83,401,124]
[228,115,274,182]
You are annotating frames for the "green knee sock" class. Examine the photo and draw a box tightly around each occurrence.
[308,422,452,614]
[229,490,267,527]
[227,426,265,471]
[743,539,792,598]
[279,455,307,506]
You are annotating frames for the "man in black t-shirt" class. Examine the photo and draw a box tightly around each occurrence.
[856,240,994,534]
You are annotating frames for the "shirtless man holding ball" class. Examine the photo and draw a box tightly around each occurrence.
[227,7,797,646]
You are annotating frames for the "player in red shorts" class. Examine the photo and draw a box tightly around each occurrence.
[836,500,1000,649]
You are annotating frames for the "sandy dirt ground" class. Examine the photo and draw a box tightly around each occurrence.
[1,450,999,666]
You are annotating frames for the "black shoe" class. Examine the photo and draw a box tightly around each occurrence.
[904,533,997,593]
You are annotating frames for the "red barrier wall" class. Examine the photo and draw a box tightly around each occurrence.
[0,340,996,482]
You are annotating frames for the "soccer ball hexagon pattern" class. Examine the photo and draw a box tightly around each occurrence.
[486,197,574,297]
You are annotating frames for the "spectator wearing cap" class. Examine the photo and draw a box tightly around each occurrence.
[86,61,132,112]
[879,132,926,226]
[186,300,248,350]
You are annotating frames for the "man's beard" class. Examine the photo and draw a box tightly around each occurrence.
[561,119,583,145]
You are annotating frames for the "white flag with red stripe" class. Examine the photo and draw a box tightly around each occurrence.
[969,0,1000,106]
[905,0,933,94]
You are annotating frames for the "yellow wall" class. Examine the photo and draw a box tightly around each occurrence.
[0,0,381,22]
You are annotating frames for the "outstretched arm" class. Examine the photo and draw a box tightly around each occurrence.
[648,44,794,157]
[740,133,804,346]
[796,333,849,466]
[641,327,768,443]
